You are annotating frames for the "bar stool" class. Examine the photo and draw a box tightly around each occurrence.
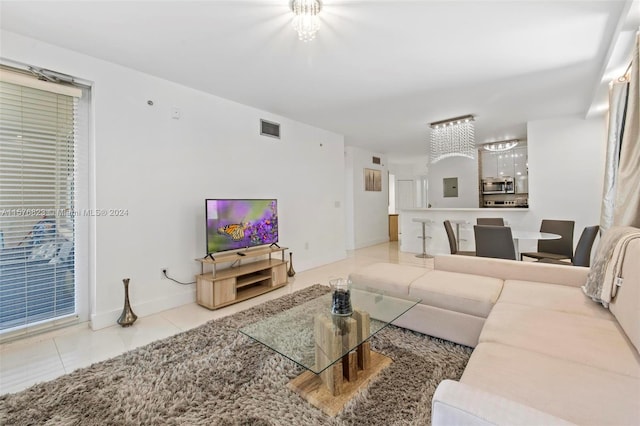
[449,219,469,250]
[412,218,434,258]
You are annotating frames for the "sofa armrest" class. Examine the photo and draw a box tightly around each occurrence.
[432,380,575,426]
[434,255,589,287]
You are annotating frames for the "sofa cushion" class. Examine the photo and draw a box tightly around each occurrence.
[392,303,487,348]
[479,303,640,378]
[608,238,640,354]
[432,379,576,426]
[348,262,429,296]
[434,255,589,287]
[499,280,613,320]
[408,270,503,318]
[461,342,640,426]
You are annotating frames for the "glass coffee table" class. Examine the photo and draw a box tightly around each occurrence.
[240,287,420,416]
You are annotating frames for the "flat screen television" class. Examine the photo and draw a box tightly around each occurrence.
[205,199,278,254]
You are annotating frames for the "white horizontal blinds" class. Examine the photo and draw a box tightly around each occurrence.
[0,68,82,98]
[0,75,78,332]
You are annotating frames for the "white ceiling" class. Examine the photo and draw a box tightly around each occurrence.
[0,1,636,157]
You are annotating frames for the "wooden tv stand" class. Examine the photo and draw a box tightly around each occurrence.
[195,246,288,309]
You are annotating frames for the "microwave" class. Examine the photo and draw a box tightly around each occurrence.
[482,178,515,194]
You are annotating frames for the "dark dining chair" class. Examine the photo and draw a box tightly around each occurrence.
[476,217,504,226]
[473,225,516,260]
[539,225,599,267]
[520,219,574,262]
[443,220,475,256]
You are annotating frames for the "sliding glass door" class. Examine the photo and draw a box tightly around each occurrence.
[0,69,82,333]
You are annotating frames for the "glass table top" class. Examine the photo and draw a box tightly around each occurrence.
[239,287,420,374]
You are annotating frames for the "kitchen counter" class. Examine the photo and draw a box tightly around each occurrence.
[398,207,535,255]
[402,207,529,212]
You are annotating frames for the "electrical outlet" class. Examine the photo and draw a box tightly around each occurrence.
[161,267,168,279]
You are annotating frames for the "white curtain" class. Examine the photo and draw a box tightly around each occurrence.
[600,81,628,230]
[601,33,640,230]
[612,34,640,228]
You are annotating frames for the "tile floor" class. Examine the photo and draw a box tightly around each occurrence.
[0,242,433,395]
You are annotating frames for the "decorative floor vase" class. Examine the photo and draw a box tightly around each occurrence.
[287,252,296,277]
[117,278,137,327]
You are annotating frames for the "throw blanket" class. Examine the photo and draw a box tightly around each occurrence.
[582,226,640,307]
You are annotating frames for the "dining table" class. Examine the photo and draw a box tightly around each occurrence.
[511,230,561,260]
[451,219,513,250]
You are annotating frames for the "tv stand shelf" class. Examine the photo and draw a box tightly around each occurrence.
[236,271,272,288]
[195,246,288,310]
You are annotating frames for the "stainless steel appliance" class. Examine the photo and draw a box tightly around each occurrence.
[482,177,515,194]
[484,198,528,208]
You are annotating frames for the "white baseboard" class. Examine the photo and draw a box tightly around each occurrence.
[90,251,347,330]
[295,251,347,273]
[354,237,389,250]
[90,288,196,330]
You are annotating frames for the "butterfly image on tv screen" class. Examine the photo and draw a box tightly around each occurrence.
[217,223,248,241]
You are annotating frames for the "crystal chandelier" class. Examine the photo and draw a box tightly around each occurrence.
[482,139,519,152]
[429,115,476,163]
[290,0,322,42]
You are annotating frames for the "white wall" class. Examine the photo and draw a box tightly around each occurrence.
[388,156,429,181]
[344,149,356,248]
[527,115,607,244]
[388,155,479,209]
[388,156,428,208]
[427,156,479,208]
[345,146,388,250]
[1,31,347,329]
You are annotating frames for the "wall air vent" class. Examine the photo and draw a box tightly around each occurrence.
[372,156,381,165]
[260,119,281,139]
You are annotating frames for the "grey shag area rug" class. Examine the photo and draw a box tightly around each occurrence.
[0,285,472,425]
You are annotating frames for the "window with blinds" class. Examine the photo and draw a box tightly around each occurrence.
[0,71,80,333]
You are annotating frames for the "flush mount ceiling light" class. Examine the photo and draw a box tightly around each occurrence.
[290,0,322,42]
[483,139,519,152]
[429,114,475,163]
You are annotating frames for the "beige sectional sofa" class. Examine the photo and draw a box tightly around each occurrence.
[348,234,640,425]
